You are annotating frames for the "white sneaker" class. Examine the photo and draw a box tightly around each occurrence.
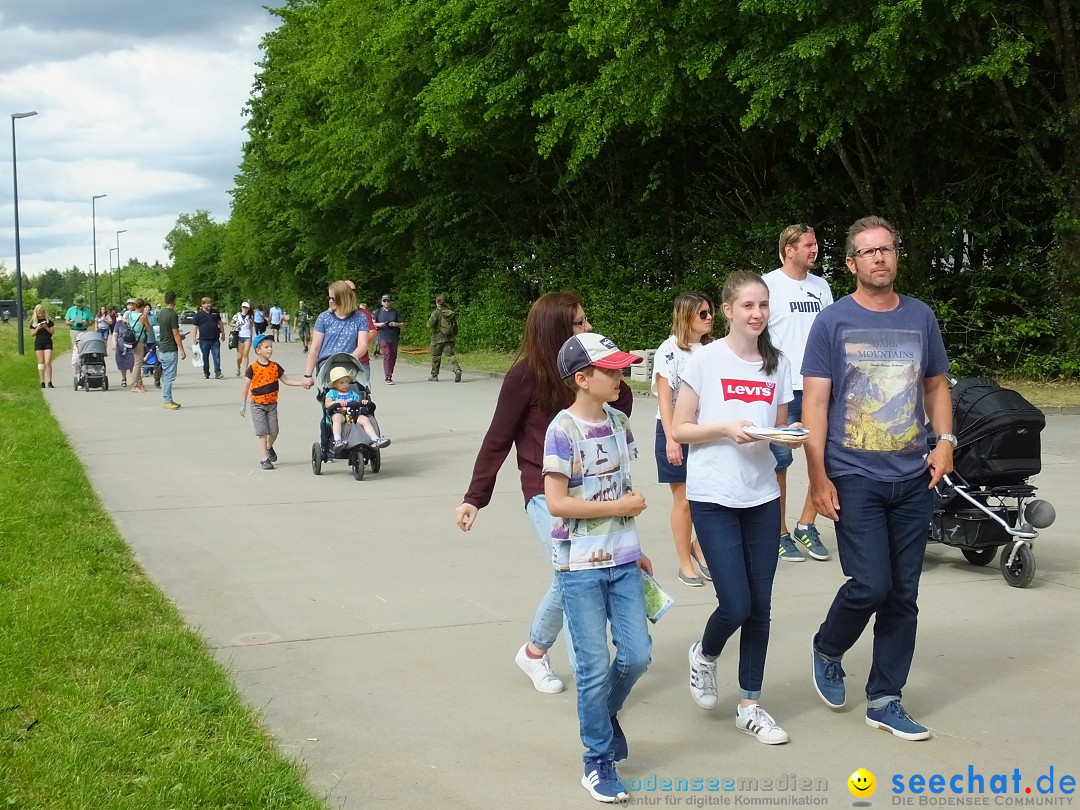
[514,644,564,694]
[736,704,789,745]
[688,642,718,710]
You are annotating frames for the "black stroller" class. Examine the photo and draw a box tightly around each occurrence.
[929,378,1056,588]
[74,334,109,391]
[310,353,384,480]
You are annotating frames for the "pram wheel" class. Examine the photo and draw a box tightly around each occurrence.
[999,542,1035,588]
[103,377,109,392]
[370,448,381,474]
[311,443,323,475]
[961,547,997,566]
[351,451,365,481]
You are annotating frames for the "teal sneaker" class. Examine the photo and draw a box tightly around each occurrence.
[779,534,804,562]
[793,524,829,560]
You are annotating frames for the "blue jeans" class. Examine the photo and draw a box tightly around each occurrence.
[159,350,179,403]
[770,389,802,471]
[557,562,652,762]
[525,496,573,665]
[690,499,780,699]
[199,338,221,376]
[814,472,932,705]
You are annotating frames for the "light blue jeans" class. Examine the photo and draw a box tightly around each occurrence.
[159,350,179,403]
[557,562,652,762]
[524,495,573,664]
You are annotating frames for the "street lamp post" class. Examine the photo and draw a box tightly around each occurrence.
[11,110,38,356]
[109,247,118,304]
[115,229,127,300]
[91,193,107,312]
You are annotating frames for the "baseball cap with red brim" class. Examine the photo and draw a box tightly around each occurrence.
[557,333,642,378]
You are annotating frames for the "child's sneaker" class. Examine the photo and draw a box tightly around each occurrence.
[582,757,628,803]
[332,438,347,450]
[373,436,391,448]
[514,644,563,693]
[865,700,930,741]
[688,642,718,710]
[259,459,274,470]
[736,704,789,745]
[267,447,278,463]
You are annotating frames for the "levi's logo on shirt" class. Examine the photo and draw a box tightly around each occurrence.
[722,378,776,403]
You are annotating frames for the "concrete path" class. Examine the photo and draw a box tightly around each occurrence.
[47,340,1080,808]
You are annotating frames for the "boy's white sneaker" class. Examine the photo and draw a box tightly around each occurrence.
[514,644,564,694]
[688,642,718,710]
[736,704,789,745]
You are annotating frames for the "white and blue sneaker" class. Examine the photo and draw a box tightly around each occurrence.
[582,757,629,803]
[866,700,931,741]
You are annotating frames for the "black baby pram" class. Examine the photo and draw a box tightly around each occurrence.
[310,353,384,480]
[929,378,1056,588]
[74,334,109,391]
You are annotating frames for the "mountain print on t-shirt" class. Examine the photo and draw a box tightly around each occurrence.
[839,328,924,451]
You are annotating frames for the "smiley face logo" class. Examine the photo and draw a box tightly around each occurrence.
[848,768,876,798]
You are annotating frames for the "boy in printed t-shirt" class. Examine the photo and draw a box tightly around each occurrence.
[240,334,304,470]
[542,332,653,804]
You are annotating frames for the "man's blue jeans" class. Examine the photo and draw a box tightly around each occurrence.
[814,472,932,705]
[159,350,179,403]
[199,339,221,376]
[557,562,652,762]
[525,496,569,655]
[690,498,780,699]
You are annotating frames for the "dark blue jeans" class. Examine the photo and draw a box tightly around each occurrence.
[814,472,932,705]
[690,498,780,699]
[199,338,221,376]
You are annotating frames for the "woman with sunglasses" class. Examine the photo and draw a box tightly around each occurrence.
[653,293,716,586]
[454,293,633,696]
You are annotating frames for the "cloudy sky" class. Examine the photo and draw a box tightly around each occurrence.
[0,0,278,280]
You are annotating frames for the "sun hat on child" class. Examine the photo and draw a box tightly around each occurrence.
[557,333,642,378]
[252,333,273,350]
[329,366,353,383]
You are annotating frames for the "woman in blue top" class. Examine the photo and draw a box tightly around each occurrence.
[302,281,371,387]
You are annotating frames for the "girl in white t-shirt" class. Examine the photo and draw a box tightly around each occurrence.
[653,292,715,587]
[672,270,802,747]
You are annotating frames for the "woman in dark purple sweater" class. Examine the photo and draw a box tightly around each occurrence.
[454,292,633,694]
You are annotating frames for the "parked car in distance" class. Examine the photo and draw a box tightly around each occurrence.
[179,310,197,324]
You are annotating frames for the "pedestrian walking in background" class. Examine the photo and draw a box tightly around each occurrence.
[194,297,225,379]
[295,301,312,352]
[427,294,461,382]
[764,224,835,563]
[65,295,92,339]
[125,299,153,393]
[30,304,55,389]
[114,300,135,387]
[157,291,186,410]
[653,291,715,587]
[95,307,111,341]
[373,294,403,384]
[269,303,283,341]
[231,302,254,377]
[281,311,291,342]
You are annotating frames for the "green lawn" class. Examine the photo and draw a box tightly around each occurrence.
[0,324,326,809]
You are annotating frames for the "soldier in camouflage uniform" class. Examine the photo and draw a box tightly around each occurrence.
[427,294,462,382]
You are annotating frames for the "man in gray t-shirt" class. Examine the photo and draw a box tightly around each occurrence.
[802,216,954,742]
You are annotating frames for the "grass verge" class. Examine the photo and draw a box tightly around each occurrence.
[0,326,326,809]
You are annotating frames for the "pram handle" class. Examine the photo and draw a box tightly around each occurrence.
[938,474,1037,540]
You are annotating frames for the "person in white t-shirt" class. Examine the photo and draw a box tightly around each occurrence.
[762,224,834,563]
[672,270,803,747]
[653,292,716,587]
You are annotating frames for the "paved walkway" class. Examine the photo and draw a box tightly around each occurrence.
[47,340,1080,808]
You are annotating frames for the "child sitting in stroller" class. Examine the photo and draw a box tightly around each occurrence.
[325,366,391,450]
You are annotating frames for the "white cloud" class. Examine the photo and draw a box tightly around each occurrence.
[0,3,275,278]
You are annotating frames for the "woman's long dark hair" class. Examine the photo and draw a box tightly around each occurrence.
[721,271,782,376]
[517,292,582,417]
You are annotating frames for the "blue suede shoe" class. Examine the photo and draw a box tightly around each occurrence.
[866,701,930,741]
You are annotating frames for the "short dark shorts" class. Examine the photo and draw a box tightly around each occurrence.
[654,419,689,484]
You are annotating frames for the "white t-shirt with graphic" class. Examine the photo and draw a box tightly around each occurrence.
[652,335,704,420]
[762,268,833,391]
[682,339,792,508]
[542,406,643,572]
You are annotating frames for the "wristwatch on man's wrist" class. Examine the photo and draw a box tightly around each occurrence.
[937,433,958,448]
